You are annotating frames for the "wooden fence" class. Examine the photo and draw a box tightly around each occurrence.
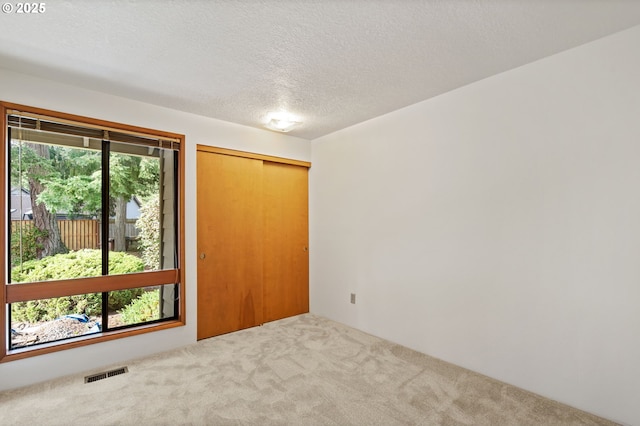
[107,220,139,241]
[11,219,139,251]
[12,219,99,251]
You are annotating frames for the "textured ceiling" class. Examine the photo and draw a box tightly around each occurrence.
[1,1,639,140]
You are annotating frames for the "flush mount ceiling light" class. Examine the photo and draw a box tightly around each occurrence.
[265,112,301,133]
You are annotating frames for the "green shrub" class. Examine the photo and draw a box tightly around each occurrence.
[11,294,102,323]
[11,249,144,283]
[136,195,160,270]
[10,226,47,266]
[108,289,144,310]
[121,290,160,325]
[11,249,145,322]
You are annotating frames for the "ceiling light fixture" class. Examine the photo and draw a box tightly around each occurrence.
[265,112,301,133]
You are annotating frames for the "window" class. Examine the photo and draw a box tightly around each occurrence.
[1,102,185,360]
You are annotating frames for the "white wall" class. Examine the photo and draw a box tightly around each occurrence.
[310,25,640,425]
[0,68,310,390]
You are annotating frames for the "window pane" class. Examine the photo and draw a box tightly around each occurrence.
[9,128,103,283]
[107,284,177,329]
[108,142,176,273]
[5,109,183,358]
[10,295,102,349]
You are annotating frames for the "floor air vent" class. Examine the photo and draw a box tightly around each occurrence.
[84,367,129,383]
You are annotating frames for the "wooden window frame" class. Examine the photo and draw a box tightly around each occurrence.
[0,102,186,362]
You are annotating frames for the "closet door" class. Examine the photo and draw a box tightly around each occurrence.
[262,162,309,322]
[196,151,263,340]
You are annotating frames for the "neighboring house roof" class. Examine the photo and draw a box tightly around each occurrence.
[10,187,32,220]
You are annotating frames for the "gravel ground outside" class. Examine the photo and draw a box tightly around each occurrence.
[11,313,123,348]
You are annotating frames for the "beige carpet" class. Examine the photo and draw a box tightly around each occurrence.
[0,314,616,425]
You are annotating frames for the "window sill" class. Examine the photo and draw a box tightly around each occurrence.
[1,319,185,363]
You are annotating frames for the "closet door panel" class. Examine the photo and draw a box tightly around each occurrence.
[197,151,263,339]
[262,161,309,322]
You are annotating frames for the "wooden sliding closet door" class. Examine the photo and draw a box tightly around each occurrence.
[197,146,310,340]
[263,162,309,322]
[196,152,263,340]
